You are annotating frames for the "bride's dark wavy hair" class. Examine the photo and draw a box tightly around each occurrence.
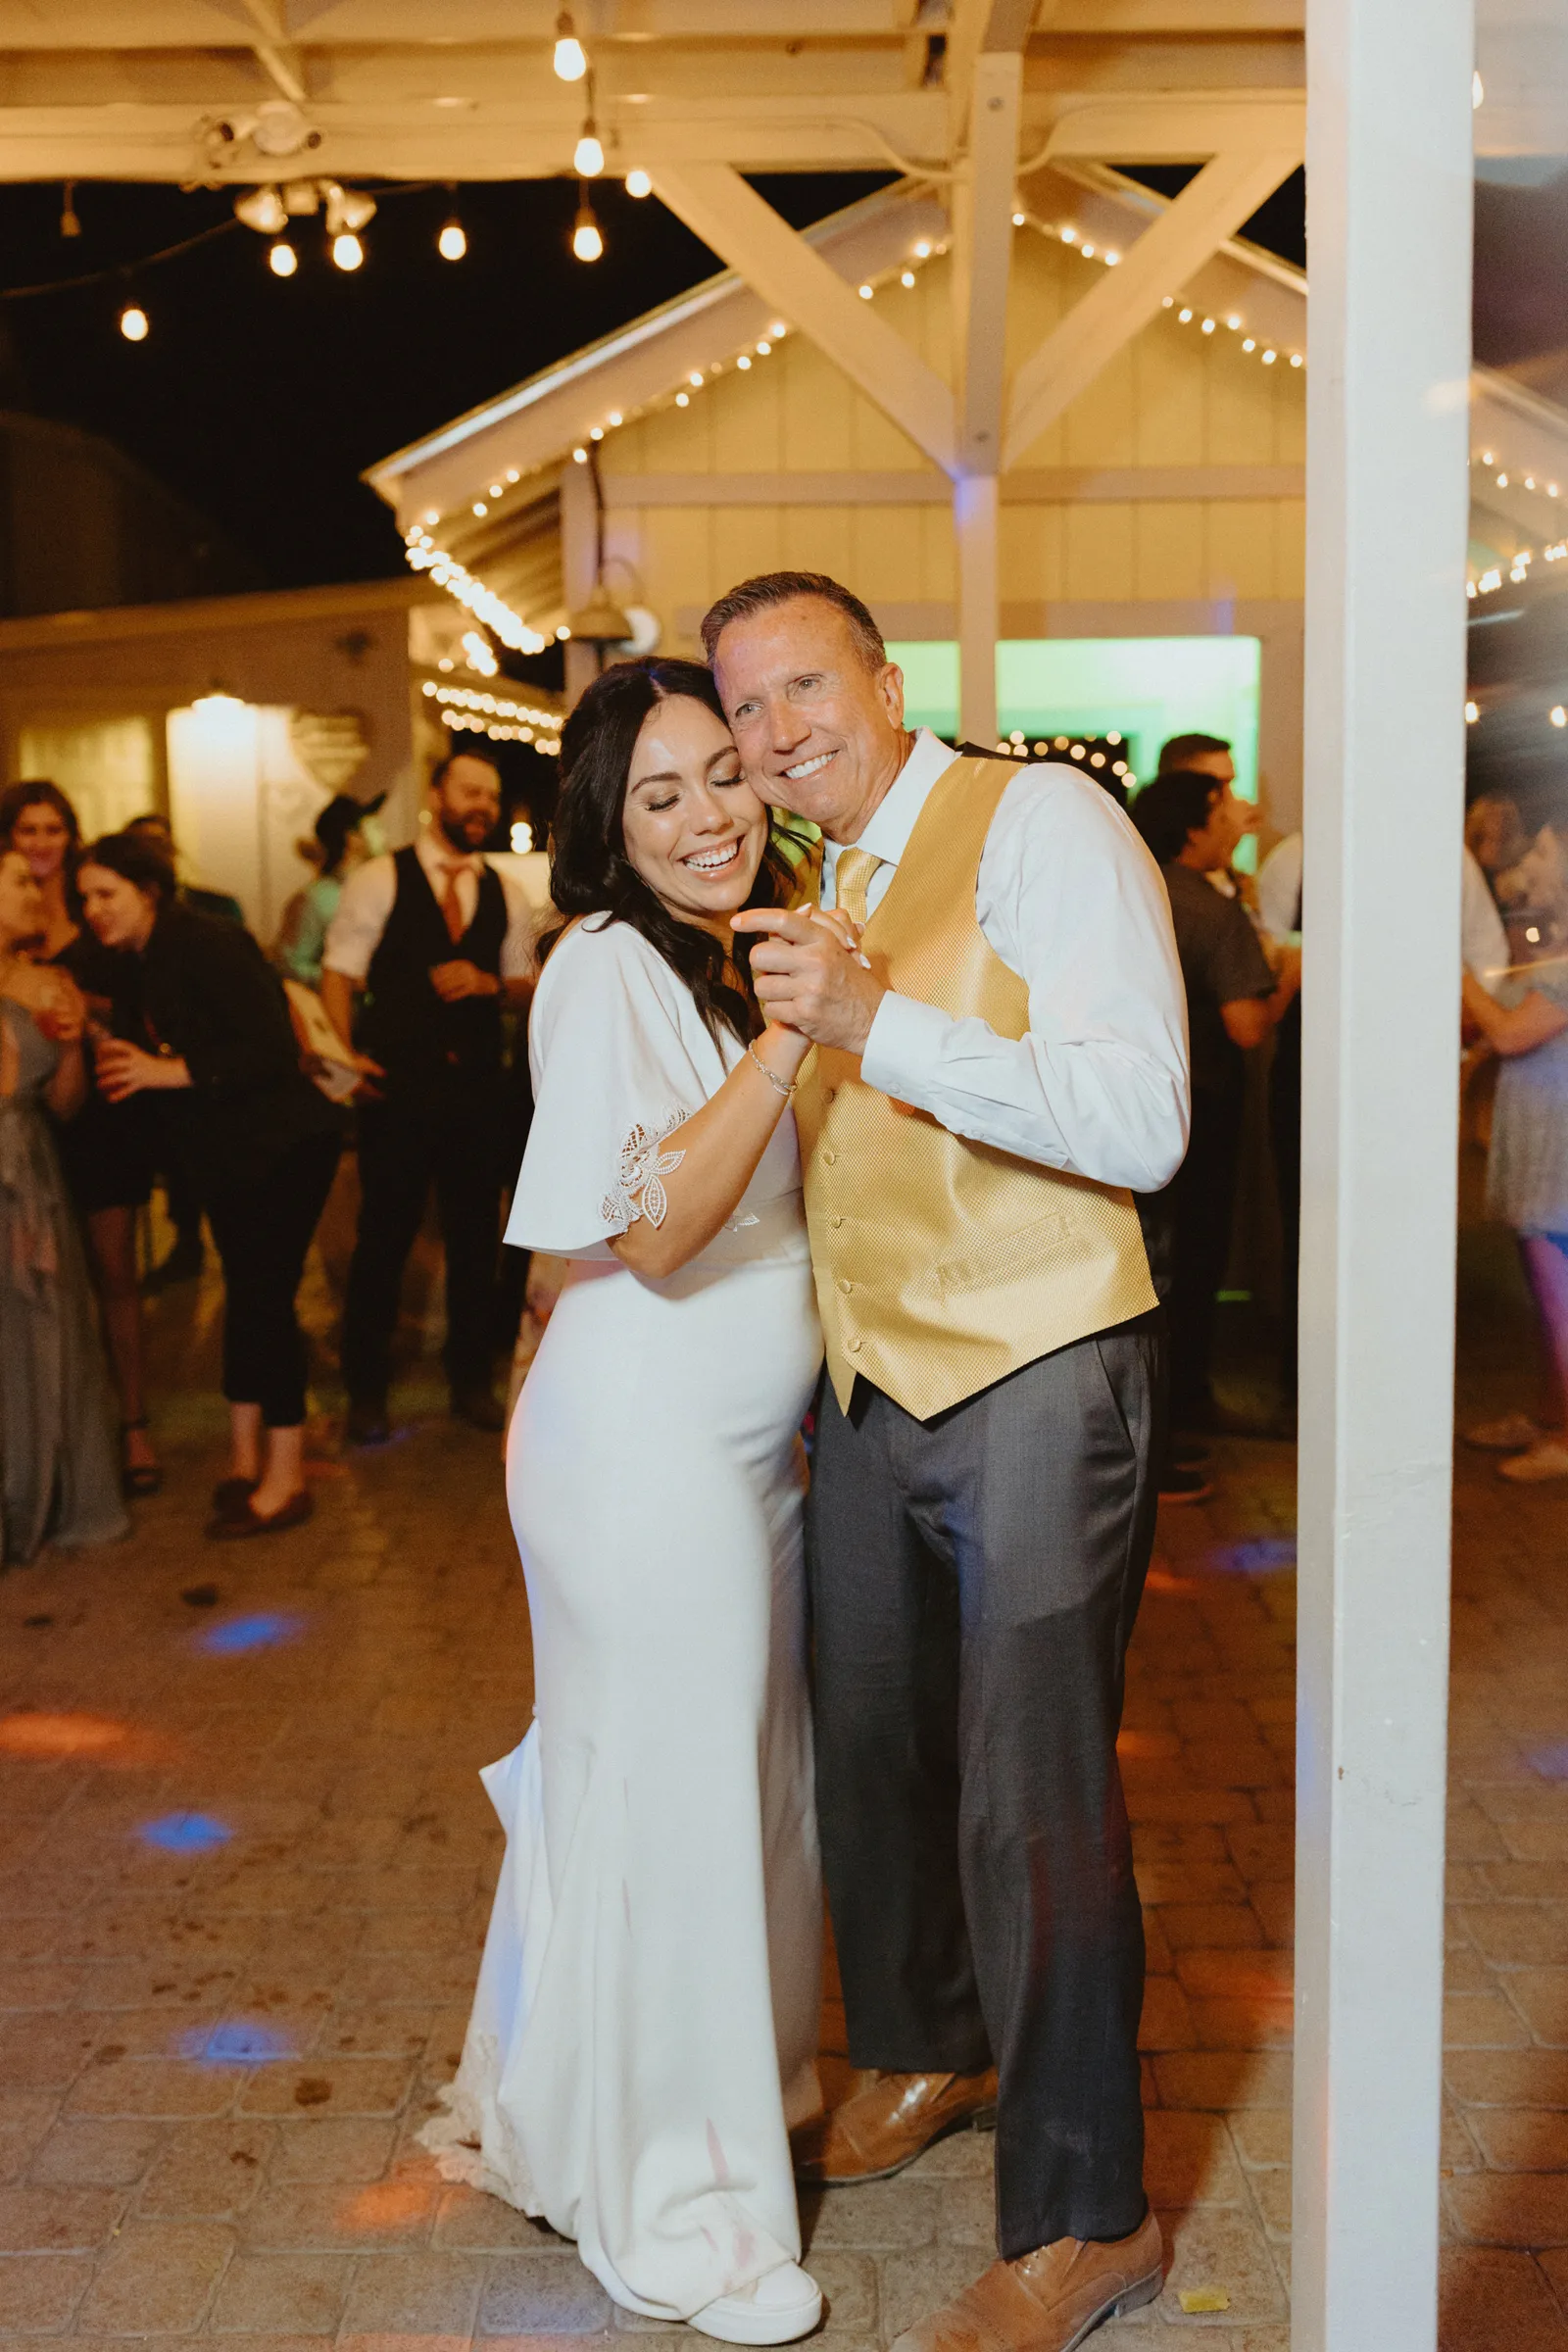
[545,656,807,1047]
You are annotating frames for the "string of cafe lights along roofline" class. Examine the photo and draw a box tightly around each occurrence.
[405,212,1303,642]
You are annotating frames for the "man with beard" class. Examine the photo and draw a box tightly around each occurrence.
[322,751,535,1443]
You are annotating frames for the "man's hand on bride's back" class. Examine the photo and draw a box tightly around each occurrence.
[732,906,886,1054]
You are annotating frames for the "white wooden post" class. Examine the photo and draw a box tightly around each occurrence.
[955,473,1000,747]
[1292,0,1474,2343]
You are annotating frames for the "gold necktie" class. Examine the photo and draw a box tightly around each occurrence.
[834,846,884,928]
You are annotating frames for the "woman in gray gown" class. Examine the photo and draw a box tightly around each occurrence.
[0,847,127,1565]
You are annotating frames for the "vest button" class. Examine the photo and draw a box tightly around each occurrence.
[822,1150,838,1166]
[848,1337,862,1352]
[824,1086,837,1102]
[837,1277,854,1295]
[830,1216,844,1230]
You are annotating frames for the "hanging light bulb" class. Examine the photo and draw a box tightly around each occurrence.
[625,168,652,199]
[60,179,80,238]
[574,109,604,177]
[571,185,604,262]
[119,303,149,342]
[268,239,297,277]
[331,231,364,270]
[554,9,588,79]
[438,216,466,261]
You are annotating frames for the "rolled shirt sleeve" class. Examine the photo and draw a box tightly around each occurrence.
[321,856,396,983]
[858,764,1191,1193]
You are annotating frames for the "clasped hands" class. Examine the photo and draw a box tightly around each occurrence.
[732,904,885,1056]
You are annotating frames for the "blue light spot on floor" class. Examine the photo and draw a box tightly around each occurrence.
[178,2021,297,2067]
[136,1812,233,1855]
[1207,1536,1298,1575]
[195,1611,305,1657]
[1529,1742,1568,1781]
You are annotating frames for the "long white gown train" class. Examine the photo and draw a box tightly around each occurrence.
[420,917,823,2324]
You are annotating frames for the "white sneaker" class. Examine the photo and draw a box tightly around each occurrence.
[690,2262,823,2345]
[1466,1412,1544,1451]
[1498,1440,1568,1484]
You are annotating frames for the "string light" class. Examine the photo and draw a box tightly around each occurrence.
[554,10,588,80]
[1465,701,1480,722]
[268,240,297,277]
[60,180,79,239]
[571,186,604,262]
[438,216,466,261]
[574,120,605,177]
[119,303,149,342]
[625,169,652,199]
[403,530,549,655]
[331,231,364,270]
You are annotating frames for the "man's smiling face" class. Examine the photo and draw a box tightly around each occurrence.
[711,595,908,846]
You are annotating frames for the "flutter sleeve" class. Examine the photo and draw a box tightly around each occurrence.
[503,919,718,1258]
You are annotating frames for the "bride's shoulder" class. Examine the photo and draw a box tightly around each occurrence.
[534,915,685,1021]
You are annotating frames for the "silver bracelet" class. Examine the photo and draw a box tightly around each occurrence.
[747,1042,796,1099]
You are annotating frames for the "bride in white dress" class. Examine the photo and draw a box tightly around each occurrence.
[422,658,850,2344]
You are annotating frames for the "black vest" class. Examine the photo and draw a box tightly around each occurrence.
[361,844,507,1090]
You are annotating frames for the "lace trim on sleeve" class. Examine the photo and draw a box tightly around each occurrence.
[601,1107,687,1231]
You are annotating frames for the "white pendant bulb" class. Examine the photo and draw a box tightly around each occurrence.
[438,218,466,261]
[554,9,587,79]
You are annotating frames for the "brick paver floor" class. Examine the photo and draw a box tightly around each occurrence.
[0,1201,1565,2349]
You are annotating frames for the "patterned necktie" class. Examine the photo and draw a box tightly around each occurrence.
[438,863,467,946]
[833,846,884,929]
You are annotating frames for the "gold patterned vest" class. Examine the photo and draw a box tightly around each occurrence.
[793,752,1158,1420]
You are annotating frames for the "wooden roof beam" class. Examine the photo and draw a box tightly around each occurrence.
[1004,133,1301,465]
[649,162,958,473]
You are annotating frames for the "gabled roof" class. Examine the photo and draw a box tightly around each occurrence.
[364,181,948,530]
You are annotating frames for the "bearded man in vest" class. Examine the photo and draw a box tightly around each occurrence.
[714,574,1190,2352]
[322,751,537,1444]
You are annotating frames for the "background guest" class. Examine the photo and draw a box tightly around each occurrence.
[275,791,386,989]
[0,779,162,1495]
[1463,822,1568,1481]
[76,832,342,1539]
[1133,769,1299,1484]
[125,811,245,927]
[0,847,127,1564]
[320,751,536,1443]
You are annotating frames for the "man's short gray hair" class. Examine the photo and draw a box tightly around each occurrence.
[700,571,887,674]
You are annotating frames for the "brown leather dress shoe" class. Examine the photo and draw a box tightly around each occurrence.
[792,2068,997,2184]
[889,2216,1163,2352]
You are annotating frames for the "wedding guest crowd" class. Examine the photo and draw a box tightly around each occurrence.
[0,781,162,1495]
[0,712,1544,1562]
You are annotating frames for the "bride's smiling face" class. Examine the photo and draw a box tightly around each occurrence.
[620,693,769,930]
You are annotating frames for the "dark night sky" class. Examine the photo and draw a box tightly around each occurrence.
[0,173,899,592]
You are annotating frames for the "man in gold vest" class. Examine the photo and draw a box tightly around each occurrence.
[715,574,1190,2352]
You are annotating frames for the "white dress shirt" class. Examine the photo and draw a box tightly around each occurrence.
[323,828,538,985]
[818,730,1190,1193]
[1255,829,1508,984]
